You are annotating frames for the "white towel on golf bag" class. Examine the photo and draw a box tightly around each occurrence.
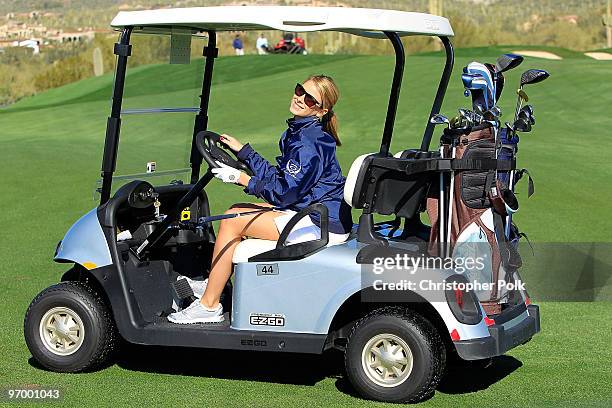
[452,209,509,303]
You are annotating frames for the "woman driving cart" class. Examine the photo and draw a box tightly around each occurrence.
[168,75,353,324]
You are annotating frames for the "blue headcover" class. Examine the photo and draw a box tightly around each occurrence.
[462,61,496,111]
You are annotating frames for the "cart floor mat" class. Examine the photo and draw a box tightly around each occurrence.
[151,313,231,329]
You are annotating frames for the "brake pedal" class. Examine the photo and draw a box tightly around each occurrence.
[172,278,195,301]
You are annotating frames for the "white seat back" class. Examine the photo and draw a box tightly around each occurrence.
[344,153,376,208]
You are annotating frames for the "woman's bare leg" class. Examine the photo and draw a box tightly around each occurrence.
[200,203,280,309]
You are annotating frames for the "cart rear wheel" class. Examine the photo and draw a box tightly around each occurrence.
[344,307,445,403]
[24,281,117,372]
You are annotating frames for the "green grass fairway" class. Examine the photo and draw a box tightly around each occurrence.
[1,51,611,406]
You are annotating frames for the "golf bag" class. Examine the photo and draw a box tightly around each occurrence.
[427,124,522,314]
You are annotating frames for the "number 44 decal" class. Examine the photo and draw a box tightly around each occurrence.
[256,264,279,276]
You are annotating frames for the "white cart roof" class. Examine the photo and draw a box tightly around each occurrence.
[110,6,454,38]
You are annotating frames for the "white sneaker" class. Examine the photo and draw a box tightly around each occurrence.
[167,301,224,324]
[177,275,208,298]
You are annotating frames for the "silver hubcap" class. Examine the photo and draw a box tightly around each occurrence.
[39,307,85,356]
[361,333,413,387]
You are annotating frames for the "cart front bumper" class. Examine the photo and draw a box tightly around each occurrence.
[454,304,540,360]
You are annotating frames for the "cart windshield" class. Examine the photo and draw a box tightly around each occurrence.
[95,32,209,198]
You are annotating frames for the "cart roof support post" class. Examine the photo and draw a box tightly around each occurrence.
[379,31,405,156]
[420,36,454,151]
[190,30,217,184]
[100,27,133,205]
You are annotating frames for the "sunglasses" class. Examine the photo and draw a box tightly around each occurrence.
[294,83,321,108]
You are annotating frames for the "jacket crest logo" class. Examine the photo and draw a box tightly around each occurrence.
[286,159,301,176]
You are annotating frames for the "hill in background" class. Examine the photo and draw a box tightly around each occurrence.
[1,0,609,106]
[1,0,608,52]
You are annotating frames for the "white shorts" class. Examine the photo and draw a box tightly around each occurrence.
[273,210,350,246]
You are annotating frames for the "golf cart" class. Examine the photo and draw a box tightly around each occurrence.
[266,32,307,54]
[24,6,540,403]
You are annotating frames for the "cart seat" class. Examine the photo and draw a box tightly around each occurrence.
[343,150,437,218]
[232,239,277,263]
[231,154,378,264]
[344,153,376,207]
[232,203,351,263]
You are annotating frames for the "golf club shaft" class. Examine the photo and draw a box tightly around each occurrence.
[507,83,524,239]
[505,170,515,238]
[439,145,446,257]
[446,144,456,257]
[514,86,524,122]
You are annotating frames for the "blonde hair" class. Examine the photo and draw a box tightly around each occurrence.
[304,75,341,146]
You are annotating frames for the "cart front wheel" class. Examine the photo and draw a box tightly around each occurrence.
[24,281,117,372]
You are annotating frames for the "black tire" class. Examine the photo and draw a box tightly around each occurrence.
[344,307,445,403]
[24,281,117,372]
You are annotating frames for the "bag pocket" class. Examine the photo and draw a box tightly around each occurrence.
[460,139,496,209]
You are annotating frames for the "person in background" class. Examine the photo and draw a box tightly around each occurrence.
[256,33,268,55]
[232,34,244,56]
[295,35,307,55]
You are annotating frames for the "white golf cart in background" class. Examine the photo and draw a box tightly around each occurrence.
[23,6,540,403]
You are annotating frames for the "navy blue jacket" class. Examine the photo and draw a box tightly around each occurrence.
[237,116,353,234]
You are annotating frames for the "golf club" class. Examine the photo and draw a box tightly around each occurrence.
[505,70,549,238]
[485,62,504,101]
[505,118,530,133]
[458,108,474,127]
[487,117,502,188]
[518,110,535,126]
[462,72,495,111]
[483,106,502,122]
[467,61,497,105]
[487,53,523,103]
[518,105,535,125]
[470,104,485,125]
[430,113,451,129]
[446,132,460,257]
[449,116,462,128]
[517,89,529,103]
[514,69,549,121]
[495,53,524,73]
[513,117,532,133]
[520,104,534,117]
[431,113,452,256]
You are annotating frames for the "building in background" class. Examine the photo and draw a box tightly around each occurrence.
[14,39,40,54]
[1,13,98,48]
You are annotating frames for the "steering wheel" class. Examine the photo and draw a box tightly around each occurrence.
[125,181,156,209]
[195,130,253,176]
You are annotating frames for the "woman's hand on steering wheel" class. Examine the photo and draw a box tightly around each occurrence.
[219,134,244,152]
[194,130,253,176]
[211,161,242,184]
